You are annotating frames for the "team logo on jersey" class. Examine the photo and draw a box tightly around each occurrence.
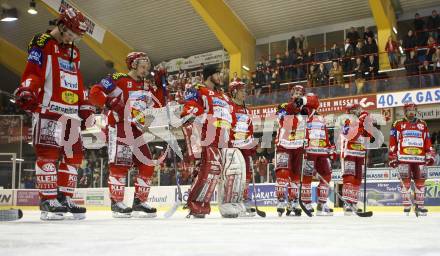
[28,48,43,66]
[309,139,327,147]
[403,147,422,155]
[41,163,56,173]
[417,123,425,130]
[61,91,79,104]
[58,57,76,73]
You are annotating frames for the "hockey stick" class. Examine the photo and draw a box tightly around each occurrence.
[160,76,183,219]
[249,156,266,217]
[315,171,373,217]
[363,149,368,213]
[0,209,23,221]
[393,167,419,218]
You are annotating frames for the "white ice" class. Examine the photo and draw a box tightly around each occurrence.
[1,210,439,256]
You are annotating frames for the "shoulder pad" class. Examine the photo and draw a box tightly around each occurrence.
[99,75,116,91]
[392,118,403,127]
[28,33,52,50]
[184,88,200,101]
[111,72,129,81]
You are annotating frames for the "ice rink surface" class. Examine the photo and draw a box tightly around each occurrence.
[1,210,440,256]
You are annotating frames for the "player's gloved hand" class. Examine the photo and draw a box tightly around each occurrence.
[15,87,37,112]
[388,153,399,168]
[328,145,337,162]
[294,97,304,108]
[106,97,125,120]
[425,153,435,166]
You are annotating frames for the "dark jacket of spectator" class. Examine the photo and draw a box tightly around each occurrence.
[344,40,355,57]
[364,37,378,55]
[365,55,379,79]
[329,44,341,60]
[288,36,297,52]
[404,52,420,75]
[414,14,425,32]
[403,31,417,51]
[353,61,366,80]
[355,42,366,57]
[347,27,360,46]
[316,64,329,85]
[363,28,375,42]
[307,65,318,87]
[427,11,440,31]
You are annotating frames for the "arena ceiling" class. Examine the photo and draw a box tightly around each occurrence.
[0,0,439,91]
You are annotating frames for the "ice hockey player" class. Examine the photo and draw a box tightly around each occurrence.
[228,79,257,217]
[340,103,371,215]
[274,85,307,217]
[89,52,158,218]
[296,93,336,216]
[15,8,94,220]
[389,102,435,216]
[180,65,245,218]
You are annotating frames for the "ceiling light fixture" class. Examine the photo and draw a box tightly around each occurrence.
[28,0,37,15]
[1,7,18,22]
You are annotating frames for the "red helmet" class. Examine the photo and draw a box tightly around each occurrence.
[345,102,361,114]
[292,85,305,95]
[58,8,87,36]
[228,79,246,96]
[403,102,417,111]
[126,52,151,70]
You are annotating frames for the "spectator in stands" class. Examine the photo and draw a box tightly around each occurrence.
[329,43,341,61]
[364,36,378,55]
[414,13,428,46]
[297,35,308,50]
[403,29,417,59]
[256,156,268,183]
[265,60,272,85]
[363,27,375,42]
[256,60,265,85]
[355,40,366,60]
[303,50,314,79]
[427,10,439,41]
[353,57,366,94]
[404,50,420,88]
[232,72,239,82]
[330,61,344,86]
[347,27,360,48]
[316,63,329,86]
[284,50,296,81]
[365,54,379,80]
[296,49,305,80]
[425,36,438,61]
[307,64,317,87]
[385,36,399,68]
[343,38,355,73]
[274,53,284,81]
[288,35,297,52]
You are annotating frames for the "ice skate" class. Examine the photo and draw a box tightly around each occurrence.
[111,200,132,218]
[132,198,157,218]
[316,203,333,216]
[344,203,354,216]
[286,200,301,216]
[415,205,428,217]
[58,194,86,220]
[238,200,256,217]
[40,199,67,221]
[277,200,286,217]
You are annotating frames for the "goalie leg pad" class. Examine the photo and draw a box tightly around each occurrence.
[187,147,222,215]
[218,148,247,218]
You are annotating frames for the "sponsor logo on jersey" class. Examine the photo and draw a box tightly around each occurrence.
[402,137,424,147]
[213,120,231,129]
[60,71,78,90]
[234,132,247,140]
[234,122,248,132]
[48,102,78,115]
[309,139,327,147]
[402,130,422,138]
[184,88,199,101]
[58,57,76,73]
[212,97,228,107]
[236,113,249,122]
[403,147,423,155]
[28,48,43,66]
[61,91,79,104]
[36,34,51,47]
[349,143,365,151]
[307,122,324,129]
